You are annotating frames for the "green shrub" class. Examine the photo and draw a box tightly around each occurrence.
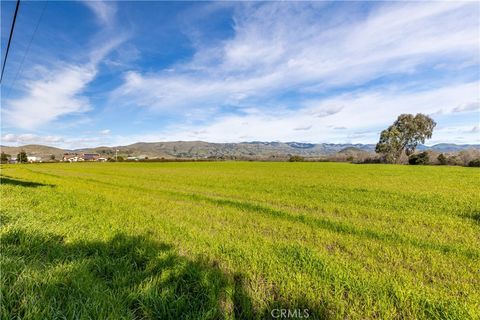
[361,157,383,164]
[468,159,480,167]
[289,155,305,162]
[16,150,28,163]
[408,152,429,165]
[437,153,447,165]
[1,152,10,164]
[447,155,462,166]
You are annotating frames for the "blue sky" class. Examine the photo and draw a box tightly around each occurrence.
[1,1,479,148]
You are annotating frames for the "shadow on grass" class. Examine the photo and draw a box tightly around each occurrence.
[0,229,255,319]
[63,172,478,260]
[0,176,54,188]
[0,211,12,226]
[466,211,480,224]
[185,192,479,260]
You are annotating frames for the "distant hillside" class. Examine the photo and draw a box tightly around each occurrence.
[338,147,370,154]
[76,141,378,159]
[1,141,478,160]
[418,144,480,153]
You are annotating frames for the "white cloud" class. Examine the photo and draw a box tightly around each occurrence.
[120,81,479,144]
[453,101,480,113]
[82,1,117,27]
[293,125,312,131]
[0,132,106,149]
[432,125,480,144]
[3,2,478,146]
[1,133,64,145]
[112,2,479,114]
[304,105,344,118]
[3,79,478,148]
[2,2,125,130]
[3,65,96,129]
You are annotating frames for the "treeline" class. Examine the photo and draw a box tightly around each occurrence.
[288,149,480,167]
[116,157,217,163]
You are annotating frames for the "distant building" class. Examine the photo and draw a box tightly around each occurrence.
[63,153,101,162]
[82,153,100,161]
[63,153,79,162]
[27,156,41,163]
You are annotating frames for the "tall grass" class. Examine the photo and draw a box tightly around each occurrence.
[1,162,479,319]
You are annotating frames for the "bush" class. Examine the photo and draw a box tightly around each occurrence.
[1,152,10,164]
[289,155,304,162]
[408,152,429,165]
[446,155,462,166]
[437,153,447,165]
[468,159,480,167]
[358,157,383,164]
[17,150,28,163]
[459,149,480,166]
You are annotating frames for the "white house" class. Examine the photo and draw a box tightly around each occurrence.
[27,156,41,163]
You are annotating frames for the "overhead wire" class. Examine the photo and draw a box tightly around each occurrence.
[1,0,21,83]
[4,1,49,100]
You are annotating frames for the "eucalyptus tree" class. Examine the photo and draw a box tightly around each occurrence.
[376,113,436,164]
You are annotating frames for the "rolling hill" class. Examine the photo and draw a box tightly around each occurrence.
[1,141,478,160]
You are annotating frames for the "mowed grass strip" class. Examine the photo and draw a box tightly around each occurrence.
[1,162,479,319]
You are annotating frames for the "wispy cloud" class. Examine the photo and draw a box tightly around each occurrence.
[117,81,478,144]
[1,133,64,145]
[453,101,480,113]
[82,0,117,27]
[2,65,95,129]
[4,79,477,148]
[112,1,479,116]
[2,1,478,146]
[293,125,312,131]
[0,132,106,149]
[2,1,125,130]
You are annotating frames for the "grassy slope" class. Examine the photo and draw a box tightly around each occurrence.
[1,162,479,319]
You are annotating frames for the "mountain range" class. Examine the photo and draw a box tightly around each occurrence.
[1,141,479,160]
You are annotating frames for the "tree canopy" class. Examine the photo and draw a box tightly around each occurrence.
[375,113,436,164]
[17,151,28,163]
[1,152,10,163]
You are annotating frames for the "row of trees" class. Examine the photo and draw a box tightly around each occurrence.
[1,151,56,164]
[1,151,28,163]
[408,150,480,167]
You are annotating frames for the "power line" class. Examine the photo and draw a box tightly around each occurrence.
[5,1,48,100]
[1,0,21,83]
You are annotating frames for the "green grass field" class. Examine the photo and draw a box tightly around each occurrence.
[1,162,479,319]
